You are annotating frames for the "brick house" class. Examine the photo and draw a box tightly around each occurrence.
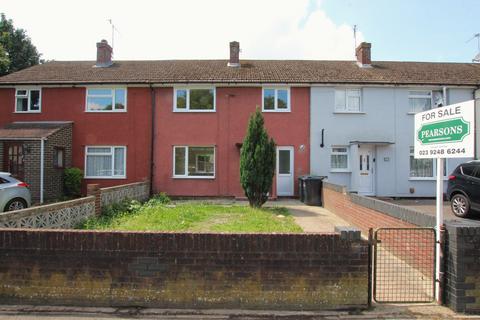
[0,40,479,201]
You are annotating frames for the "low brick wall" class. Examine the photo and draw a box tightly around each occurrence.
[0,197,95,228]
[0,181,150,229]
[445,220,480,313]
[100,181,150,207]
[322,182,415,236]
[0,229,369,310]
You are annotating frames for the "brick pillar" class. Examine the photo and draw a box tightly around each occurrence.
[87,184,101,216]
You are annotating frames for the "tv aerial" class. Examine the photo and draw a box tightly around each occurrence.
[466,33,480,62]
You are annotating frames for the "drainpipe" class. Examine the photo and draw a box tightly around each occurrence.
[40,138,45,204]
[149,86,156,195]
[475,87,479,160]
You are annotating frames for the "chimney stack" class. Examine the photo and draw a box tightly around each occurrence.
[356,42,371,67]
[228,41,240,67]
[96,39,113,67]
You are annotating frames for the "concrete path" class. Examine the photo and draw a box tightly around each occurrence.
[266,199,351,233]
[0,304,477,319]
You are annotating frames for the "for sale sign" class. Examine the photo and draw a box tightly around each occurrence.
[414,100,475,159]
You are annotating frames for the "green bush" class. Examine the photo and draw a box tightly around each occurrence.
[240,108,276,208]
[64,167,83,197]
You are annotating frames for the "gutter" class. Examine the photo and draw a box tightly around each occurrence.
[149,85,156,195]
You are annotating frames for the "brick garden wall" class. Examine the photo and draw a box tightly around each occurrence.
[0,229,369,310]
[100,181,150,207]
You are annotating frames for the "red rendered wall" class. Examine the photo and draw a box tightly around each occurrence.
[153,87,310,198]
[0,87,151,192]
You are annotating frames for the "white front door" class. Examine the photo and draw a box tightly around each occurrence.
[358,145,375,195]
[277,146,294,196]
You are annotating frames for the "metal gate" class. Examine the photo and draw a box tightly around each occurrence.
[372,228,436,303]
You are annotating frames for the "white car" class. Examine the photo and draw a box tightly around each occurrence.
[0,172,32,212]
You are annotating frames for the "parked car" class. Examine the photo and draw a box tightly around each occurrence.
[447,161,480,218]
[0,172,31,212]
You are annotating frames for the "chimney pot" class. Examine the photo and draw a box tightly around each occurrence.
[228,41,240,67]
[96,40,113,68]
[356,42,371,67]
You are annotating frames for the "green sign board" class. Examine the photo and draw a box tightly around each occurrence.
[417,117,470,144]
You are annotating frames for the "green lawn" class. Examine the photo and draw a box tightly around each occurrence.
[77,198,302,233]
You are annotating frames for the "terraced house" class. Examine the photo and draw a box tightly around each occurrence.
[0,40,478,202]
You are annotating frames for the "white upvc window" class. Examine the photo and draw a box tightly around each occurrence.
[15,88,41,112]
[174,87,215,112]
[262,87,291,112]
[409,146,447,179]
[173,146,215,178]
[408,90,432,113]
[335,88,361,112]
[85,146,126,179]
[86,88,127,112]
[330,146,349,172]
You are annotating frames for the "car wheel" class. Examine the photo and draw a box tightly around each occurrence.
[4,198,27,212]
[451,194,471,218]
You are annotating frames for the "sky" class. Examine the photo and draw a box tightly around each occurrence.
[1,0,479,62]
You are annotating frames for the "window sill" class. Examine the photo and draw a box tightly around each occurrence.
[330,170,351,173]
[408,177,448,181]
[14,111,41,114]
[173,176,215,180]
[333,111,365,114]
[173,109,216,113]
[84,176,127,179]
[85,110,127,113]
[262,109,291,113]
[407,112,416,115]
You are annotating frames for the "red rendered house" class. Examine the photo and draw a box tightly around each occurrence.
[0,40,309,201]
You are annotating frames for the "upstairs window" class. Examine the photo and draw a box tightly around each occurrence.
[262,88,290,112]
[331,146,349,171]
[86,88,126,112]
[409,91,432,113]
[335,89,361,112]
[174,88,215,112]
[15,88,41,112]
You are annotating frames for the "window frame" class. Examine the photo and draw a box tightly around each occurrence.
[84,146,127,179]
[173,87,216,112]
[14,88,42,113]
[334,88,362,113]
[262,87,291,112]
[172,146,216,179]
[408,146,448,180]
[408,90,433,114]
[53,147,66,169]
[330,146,350,172]
[85,87,128,113]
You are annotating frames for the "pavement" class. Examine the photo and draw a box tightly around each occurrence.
[269,199,351,233]
[0,304,479,319]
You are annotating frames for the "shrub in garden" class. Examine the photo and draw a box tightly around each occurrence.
[240,108,276,208]
[63,167,83,198]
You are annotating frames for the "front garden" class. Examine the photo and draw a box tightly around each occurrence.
[77,194,302,233]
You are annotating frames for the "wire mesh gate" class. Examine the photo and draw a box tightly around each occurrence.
[372,228,436,303]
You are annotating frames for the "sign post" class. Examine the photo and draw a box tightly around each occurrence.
[414,100,475,303]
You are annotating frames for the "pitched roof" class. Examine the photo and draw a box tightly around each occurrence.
[0,122,72,140]
[0,60,479,86]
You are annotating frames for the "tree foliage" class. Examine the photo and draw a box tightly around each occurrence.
[0,13,41,76]
[240,108,276,208]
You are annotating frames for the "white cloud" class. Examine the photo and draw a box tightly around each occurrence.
[1,0,363,61]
